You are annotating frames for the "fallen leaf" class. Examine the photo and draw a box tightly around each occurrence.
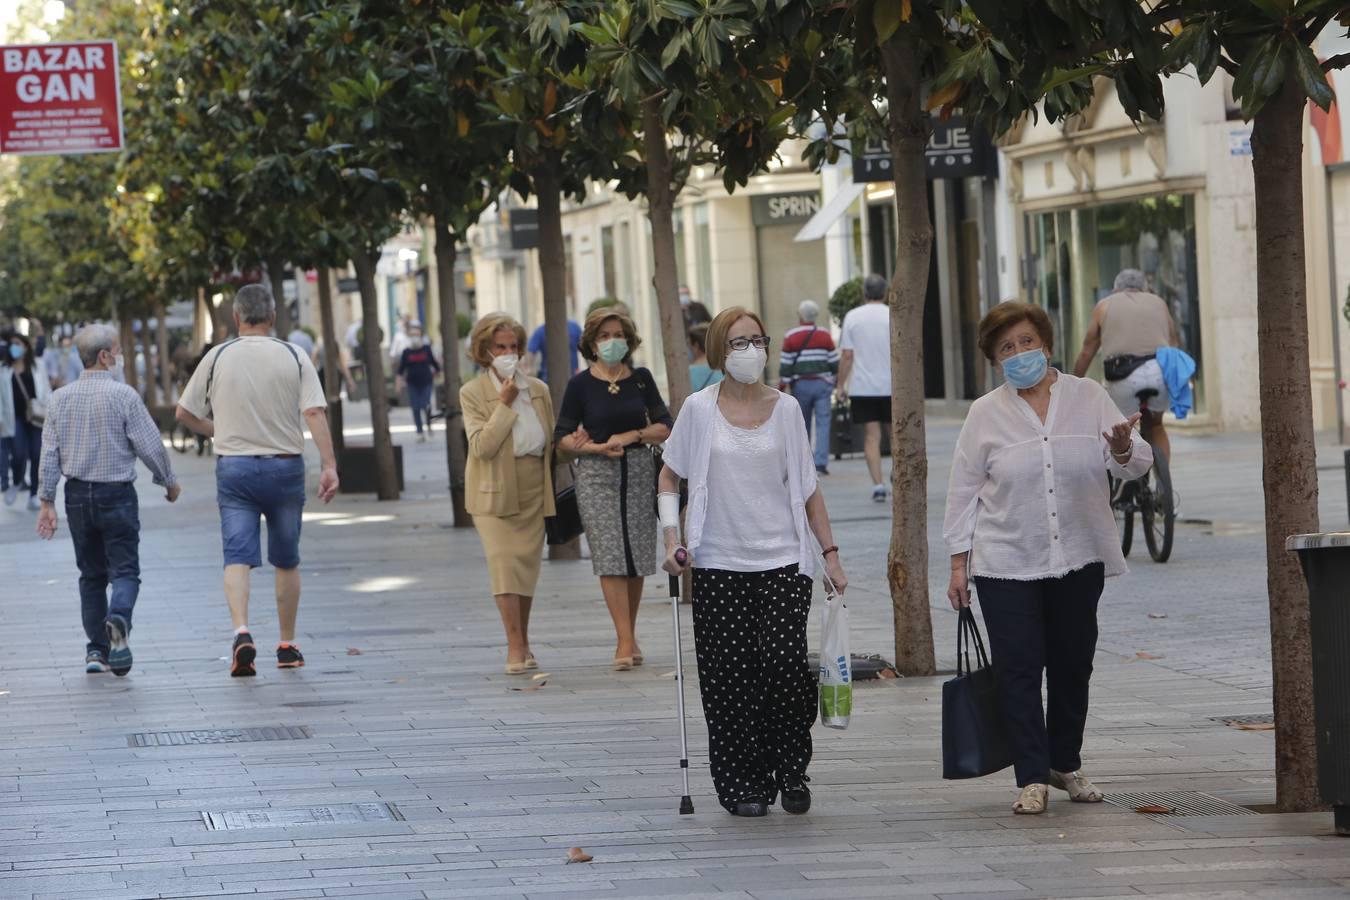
[1135,651,1163,660]
[1148,613,1167,619]
[1233,721,1276,731]
[566,847,593,864]
[510,680,547,692]
[346,647,363,656]
[1135,804,1174,815]
[532,672,550,680]
[877,668,899,679]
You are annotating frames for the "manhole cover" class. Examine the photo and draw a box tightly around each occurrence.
[1104,790,1259,817]
[281,700,349,708]
[201,802,403,831]
[1210,713,1274,726]
[128,726,312,747]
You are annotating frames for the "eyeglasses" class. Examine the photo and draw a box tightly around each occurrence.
[727,336,770,351]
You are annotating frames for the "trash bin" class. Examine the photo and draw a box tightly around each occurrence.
[1286,532,1350,836]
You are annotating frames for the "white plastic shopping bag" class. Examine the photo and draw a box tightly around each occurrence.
[818,591,852,730]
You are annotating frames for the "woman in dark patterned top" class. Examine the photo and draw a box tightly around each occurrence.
[553,308,673,672]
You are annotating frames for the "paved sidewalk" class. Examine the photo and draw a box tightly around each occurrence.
[0,406,1346,900]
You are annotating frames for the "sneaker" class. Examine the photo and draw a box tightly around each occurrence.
[416,432,427,443]
[276,642,305,669]
[106,615,132,676]
[816,465,830,476]
[871,485,888,503]
[85,651,109,674]
[3,484,17,506]
[230,632,257,677]
[779,772,811,814]
[26,495,39,511]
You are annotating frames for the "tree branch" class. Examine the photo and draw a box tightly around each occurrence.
[1323,52,1350,73]
[1218,54,1240,77]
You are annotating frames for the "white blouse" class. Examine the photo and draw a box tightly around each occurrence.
[943,372,1153,581]
[489,370,546,457]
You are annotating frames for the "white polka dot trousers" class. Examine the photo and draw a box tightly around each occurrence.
[691,565,816,811]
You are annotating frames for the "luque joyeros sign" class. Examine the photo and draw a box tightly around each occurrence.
[0,41,124,156]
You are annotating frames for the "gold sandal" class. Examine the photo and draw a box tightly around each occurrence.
[1013,784,1048,815]
[1050,769,1103,802]
[524,654,538,670]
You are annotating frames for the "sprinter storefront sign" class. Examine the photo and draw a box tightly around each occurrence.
[0,41,123,155]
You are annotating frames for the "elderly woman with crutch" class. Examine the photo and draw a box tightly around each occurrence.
[659,306,848,818]
[944,301,1151,816]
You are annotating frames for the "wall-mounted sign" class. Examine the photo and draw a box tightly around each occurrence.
[852,116,995,183]
[1228,128,1253,157]
[336,277,360,295]
[504,208,540,250]
[0,41,123,155]
[751,191,822,227]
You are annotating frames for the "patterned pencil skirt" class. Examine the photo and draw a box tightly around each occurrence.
[573,447,658,578]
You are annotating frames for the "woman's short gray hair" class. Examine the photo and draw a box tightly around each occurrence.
[1113,268,1148,292]
[75,324,118,368]
[233,284,276,325]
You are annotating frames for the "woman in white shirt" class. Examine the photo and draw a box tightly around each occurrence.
[659,307,848,819]
[944,302,1151,816]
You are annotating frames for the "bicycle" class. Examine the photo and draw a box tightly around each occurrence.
[1109,388,1176,563]
[170,420,212,456]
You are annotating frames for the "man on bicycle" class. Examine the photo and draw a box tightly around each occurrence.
[1072,268,1180,462]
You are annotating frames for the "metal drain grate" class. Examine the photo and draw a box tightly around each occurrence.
[128,726,312,747]
[1104,790,1260,817]
[281,700,350,708]
[1210,713,1274,726]
[202,802,403,831]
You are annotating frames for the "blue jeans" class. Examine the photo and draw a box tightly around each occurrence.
[407,381,433,433]
[0,436,10,490]
[216,456,306,569]
[9,421,41,496]
[791,378,832,470]
[65,481,141,656]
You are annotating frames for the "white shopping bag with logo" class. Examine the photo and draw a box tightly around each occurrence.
[818,589,852,730]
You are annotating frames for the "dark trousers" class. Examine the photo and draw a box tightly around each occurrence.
[692,565,816,810]
[974,563,1104,787]
[10,420,41,496]
[65,481,141,656]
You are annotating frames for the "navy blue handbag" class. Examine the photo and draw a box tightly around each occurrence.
[942,607,1014,780]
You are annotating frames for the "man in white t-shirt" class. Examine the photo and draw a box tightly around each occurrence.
[177,285,339,679]
[837,274,892,502]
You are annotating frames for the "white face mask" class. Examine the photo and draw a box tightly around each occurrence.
[491,353,518,381]
[112,353,125,373]
[724,347,766,385]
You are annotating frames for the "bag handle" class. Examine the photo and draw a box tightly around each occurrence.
[955,607,991,677]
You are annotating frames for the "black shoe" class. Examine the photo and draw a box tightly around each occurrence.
[106,615,132,676]
[779,773,811,814]
[730,799,769,817]
[816,465,830,476]
[276,643,305,669]
[231,632,257,677]
[85,650,109,674]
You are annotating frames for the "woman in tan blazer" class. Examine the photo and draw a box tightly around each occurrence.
[462,314,574,674]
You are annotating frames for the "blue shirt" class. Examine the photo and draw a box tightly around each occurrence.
[528,321,581,383]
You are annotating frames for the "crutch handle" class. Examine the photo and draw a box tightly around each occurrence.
[669,548,688,595]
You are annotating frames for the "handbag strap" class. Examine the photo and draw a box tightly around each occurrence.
[955,606,991,676]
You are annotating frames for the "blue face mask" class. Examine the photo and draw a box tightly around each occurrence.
[1002,348,1048,389]
[597,338,628,365]
[8,344,22,361]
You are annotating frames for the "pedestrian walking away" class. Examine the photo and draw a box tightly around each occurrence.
[2,332,52,511]
[176,284,339,677]
[462,313,559,675]
[396,320,440,441]
[836,274,892,502]
[527,318,582,384]
[554,307,673,672]
[42,333,84,391]
[687,324,723,393]
[660,306,848,818]
[777,299,839,475]
[944,301,1152,816]
[34,324,181,677]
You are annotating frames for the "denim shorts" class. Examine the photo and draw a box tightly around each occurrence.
[216,455,306,569]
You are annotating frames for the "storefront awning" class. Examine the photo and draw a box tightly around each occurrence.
[793,182,866,243]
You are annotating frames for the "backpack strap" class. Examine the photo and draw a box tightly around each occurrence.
[204,337,302,410]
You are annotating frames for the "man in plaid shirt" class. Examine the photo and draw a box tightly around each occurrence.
[36,324,180,676]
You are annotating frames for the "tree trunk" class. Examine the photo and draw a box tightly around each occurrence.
[352,250,400,501]
[531,155,582,561]
[267,256,292,338]
[642,96,692,417]
[431,210,471,527]
[1250,78,1321,812]
[119,317,138,393]
[155,300,172,403]
[880,34,937,677]
[316,266,344,456]
[140,318,158,408]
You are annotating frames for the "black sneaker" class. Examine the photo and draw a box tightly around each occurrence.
[730,798,769,817]
[779,772,811,814]
[85,651,109,674]
[276,643,305,669]
[231,632,257,677]
[106,615,132,677]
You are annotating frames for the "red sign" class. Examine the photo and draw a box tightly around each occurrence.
[0,41,123,156]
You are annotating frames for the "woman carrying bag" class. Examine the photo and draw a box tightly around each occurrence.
[943,301,1151,815]
[660,306,847,818]
[462,314,570,675]
[3,333,51,510]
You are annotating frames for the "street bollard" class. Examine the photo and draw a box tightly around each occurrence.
[1286,532,1350,836]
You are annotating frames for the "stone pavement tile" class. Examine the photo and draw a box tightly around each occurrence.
[0,871,124,893]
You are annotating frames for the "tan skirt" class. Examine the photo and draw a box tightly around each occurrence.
[473,454,547,597]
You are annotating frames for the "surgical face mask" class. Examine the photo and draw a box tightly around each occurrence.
[111,352,125,373]
[724,346,767,384]
[597,338,628,365]
[491,353,518,381]
[8,344,22,361]
[1001,348,1049,389]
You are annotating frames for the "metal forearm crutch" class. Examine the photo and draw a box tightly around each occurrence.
[669,549,694,814]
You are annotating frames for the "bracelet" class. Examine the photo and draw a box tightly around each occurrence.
[821,545,839,557]
[1111,447,1131,460]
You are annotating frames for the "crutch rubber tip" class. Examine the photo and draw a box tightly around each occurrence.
[679,797,694,815]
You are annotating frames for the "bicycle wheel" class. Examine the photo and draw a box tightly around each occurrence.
[1110,476,1134,557]
[1141,449,1175,563]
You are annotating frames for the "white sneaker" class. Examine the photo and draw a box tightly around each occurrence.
[871,485,888,503]
[3,485,17,506]
[26,495,40,511]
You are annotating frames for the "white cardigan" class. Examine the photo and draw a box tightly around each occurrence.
[0,365,52,438]
[662,383,820,578]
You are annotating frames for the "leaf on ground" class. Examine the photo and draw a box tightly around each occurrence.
[532,672,550,680]
[1135,804,1174,814]
[566,847,593,863]
[1148,613,1167,619]
[510,680,547,692]
[877,668,899,679]
[1135,651,1163,660]
[346,647,363,655]
[1232,721,1275,731]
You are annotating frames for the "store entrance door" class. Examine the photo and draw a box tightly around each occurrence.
[755,224,830,378]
